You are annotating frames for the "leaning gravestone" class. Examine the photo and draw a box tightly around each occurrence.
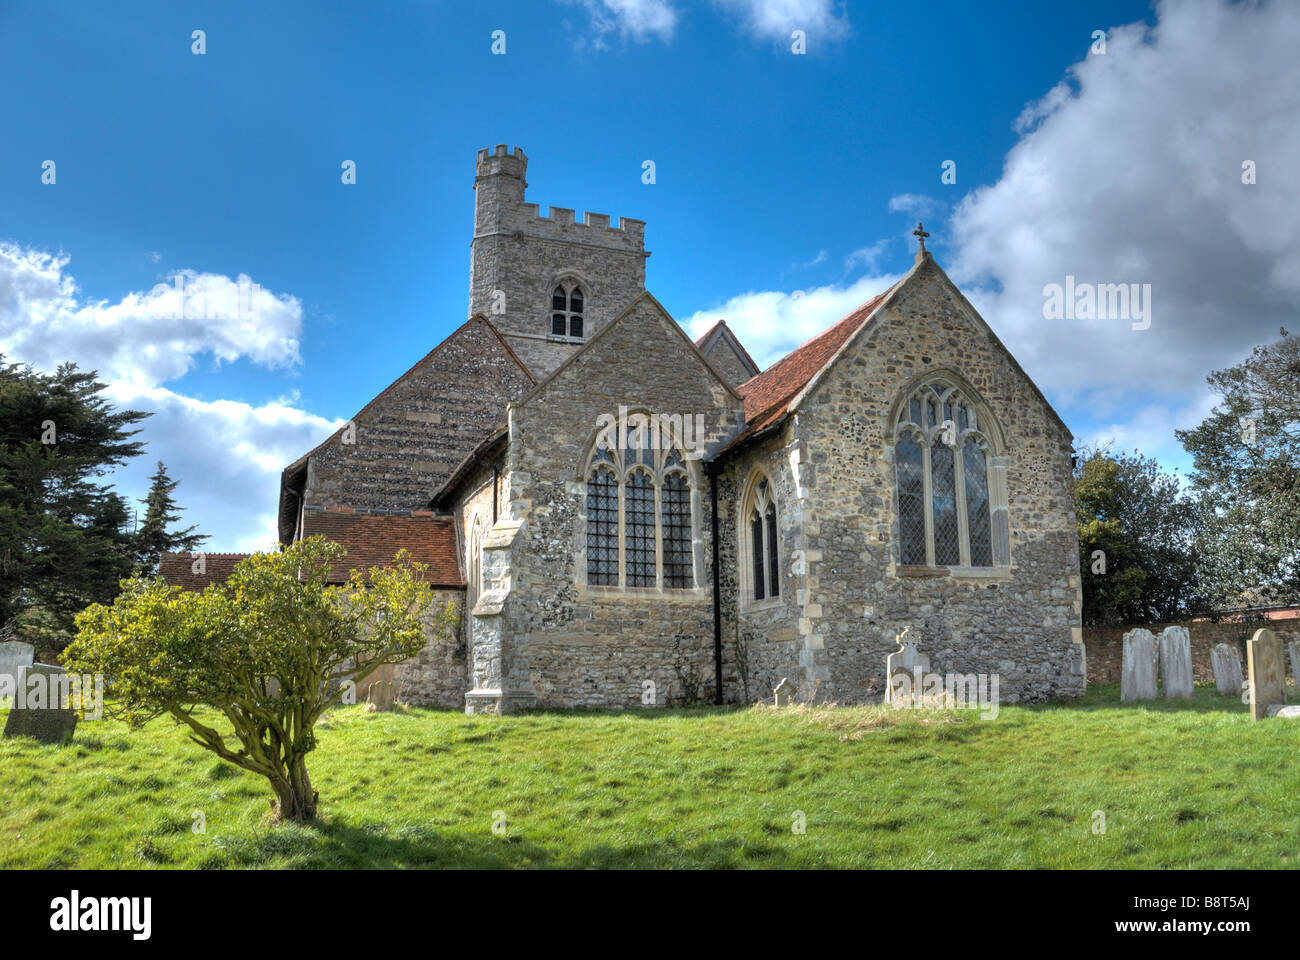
[0,640,35,698]
[2,664,78,743]
[1211,643,1243,696]
[366,679,395,712]
[886,638,929,705]
[1158,626,1194,698]
[1120,628,1158,702]
[1246,628,1287,722]
[773,677,796,707]
[1289,640,1300,690]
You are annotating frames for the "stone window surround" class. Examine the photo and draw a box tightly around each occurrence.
[885,370,1012,575]
[549,270,592,342]
[738,469,783,612]
[573,415,704,595]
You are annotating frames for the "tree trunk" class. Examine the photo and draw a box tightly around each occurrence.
[269,754,318,822]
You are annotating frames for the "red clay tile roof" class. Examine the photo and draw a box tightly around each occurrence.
[157,553,252,591]
[299,509,463,587]
[731,287,894,445]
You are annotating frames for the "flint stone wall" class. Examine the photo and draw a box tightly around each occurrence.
[302,318,533,514]
[780,262,1085,704]
[490,296,742,708]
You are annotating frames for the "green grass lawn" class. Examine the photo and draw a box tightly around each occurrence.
[1,685,1296,869]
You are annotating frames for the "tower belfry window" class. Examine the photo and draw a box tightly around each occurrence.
[551,282,585,339]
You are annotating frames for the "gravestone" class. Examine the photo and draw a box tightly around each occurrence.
[773,677,795,707]
[1265,704,1300,719]
[1246,628,1287,722]
[1158,626,1194,698]
[1120,628,1157,702]
[1289,640,1300,690]
[0,640,35,698]
[2,664,78,743]
[366,679,395,712]
[886,638,929,705]
[1211,643,1243,696]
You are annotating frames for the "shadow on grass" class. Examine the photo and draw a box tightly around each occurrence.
[201,817,798,869]
[1044,684,1251,716]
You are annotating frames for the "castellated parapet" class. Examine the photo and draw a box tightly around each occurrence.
[469,144,647,378]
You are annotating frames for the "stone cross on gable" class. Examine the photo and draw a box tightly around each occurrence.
[912,222,930,255]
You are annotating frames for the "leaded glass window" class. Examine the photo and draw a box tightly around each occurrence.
[963,437,992,566]
[583,425,695,589]
[896,432,926,564]
[662,473,692,588]
[551,281,585,338]
[625,470,655,587]
[893,378,1005,569]
[742,474,781,603]
[586,466,619,585]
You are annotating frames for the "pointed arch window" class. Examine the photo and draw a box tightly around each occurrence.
[741,474,781,603]
[551,281,585,339]
[893,379,1009,569]
[582,418,696,590]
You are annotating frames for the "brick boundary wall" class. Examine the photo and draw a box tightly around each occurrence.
[1083,621,1300,685]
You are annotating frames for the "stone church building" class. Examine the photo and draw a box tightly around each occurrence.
[234,144,1086,712]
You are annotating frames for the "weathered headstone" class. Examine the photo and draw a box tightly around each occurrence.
[1120,628,1157,702]
[1246,628,1287,722]
[773,677,795,707]
[886,637,929,705]
[2,664,78,743]
[1289,640,1300,690]
[366,679,395,712]
[1158,626,1194,698]
[1211,643,1243,696]
[0,640,35,698]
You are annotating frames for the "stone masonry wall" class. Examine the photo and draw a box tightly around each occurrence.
[393,588,469,708]
[701,337,759,389]
[303,318,532,512]
[495,295,744,708]
[716,430,805,703]
[792,260,1085,704]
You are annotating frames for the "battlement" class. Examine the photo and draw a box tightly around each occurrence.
[474,143,644,252]
[516,203,645,247]
[475,144,528,180]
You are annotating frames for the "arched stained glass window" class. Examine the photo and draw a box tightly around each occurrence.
[583,423,695,590]
[892,378,1007,569]
[741,474,781,603]
[586,466,619,586]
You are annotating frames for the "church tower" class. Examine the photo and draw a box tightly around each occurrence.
[468,145,648,378]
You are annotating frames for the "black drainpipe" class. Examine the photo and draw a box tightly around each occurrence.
[492,465,499,522]
[709,465,723,705]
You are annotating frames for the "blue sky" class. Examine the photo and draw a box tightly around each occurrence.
[2,0,1297,549]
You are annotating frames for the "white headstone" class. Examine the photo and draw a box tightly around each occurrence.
[1120,628,1157,702]
[886,639,929,705]
[1158,626,1194,698]
[0,640,35,698]
[1288,640,1300,690]
[773,677,795,707]
[1211,643,1243,696]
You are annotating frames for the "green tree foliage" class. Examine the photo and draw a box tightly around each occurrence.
[65,537,456,822]
[0,356,148,651]
[134,461,207,575]
[1176,328,1300,610]
[1073,446,1199,625]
